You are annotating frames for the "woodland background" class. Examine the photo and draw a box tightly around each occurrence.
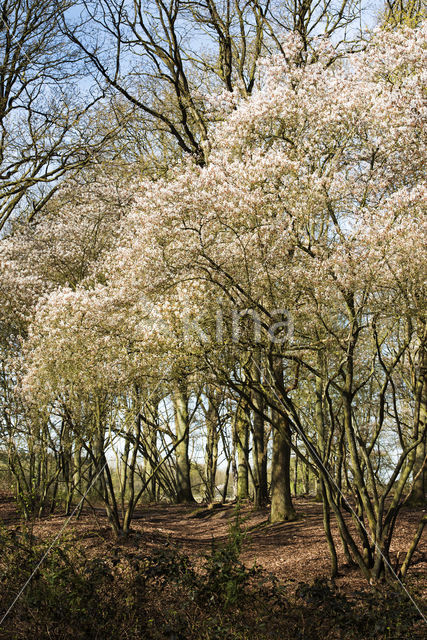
[0,1,426,638]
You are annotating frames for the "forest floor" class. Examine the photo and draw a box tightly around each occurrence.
[0,494,426,639]
[1,495,425,590]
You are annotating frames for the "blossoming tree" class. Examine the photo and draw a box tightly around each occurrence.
[13,22,427,578]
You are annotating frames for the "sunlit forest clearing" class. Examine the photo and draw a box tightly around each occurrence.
[0,0,426,638]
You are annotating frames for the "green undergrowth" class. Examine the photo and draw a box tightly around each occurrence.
[0,512,424,640]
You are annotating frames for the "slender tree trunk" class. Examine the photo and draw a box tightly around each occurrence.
[204,390,219,502]
[222,457,231,503]
[141,399,159,502]
[252,358,268,507]
[409,332,426,505]
[61,418,73,515]
[303,458,310,495]
[270,413,297,522]
[143,429,158,502]
[73,445,84,518]
[399,514,426,579]
[123,389,143,534]
[320,478,338,578]
[410,438,426,505]
[293,441,298,497]
[173,383,195,503]
[270,358,296,523]
[314,360,325,501]
[121,431,131,515]
[233,400,249,501]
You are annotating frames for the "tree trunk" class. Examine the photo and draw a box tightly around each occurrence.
[123,386,144,534]
[252,358,268,507]
[270,357,296,523]
[173,383,195,503]
[409,333,426,505]
[233,400,249,501]
[270,412,297,522]
[204,390,219,503]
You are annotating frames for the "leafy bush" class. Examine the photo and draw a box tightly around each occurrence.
[196,505,260,608]
[0,526,147,639]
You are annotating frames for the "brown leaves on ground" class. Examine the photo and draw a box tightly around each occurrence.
[2,495,424,591]
[0,495,425,640]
